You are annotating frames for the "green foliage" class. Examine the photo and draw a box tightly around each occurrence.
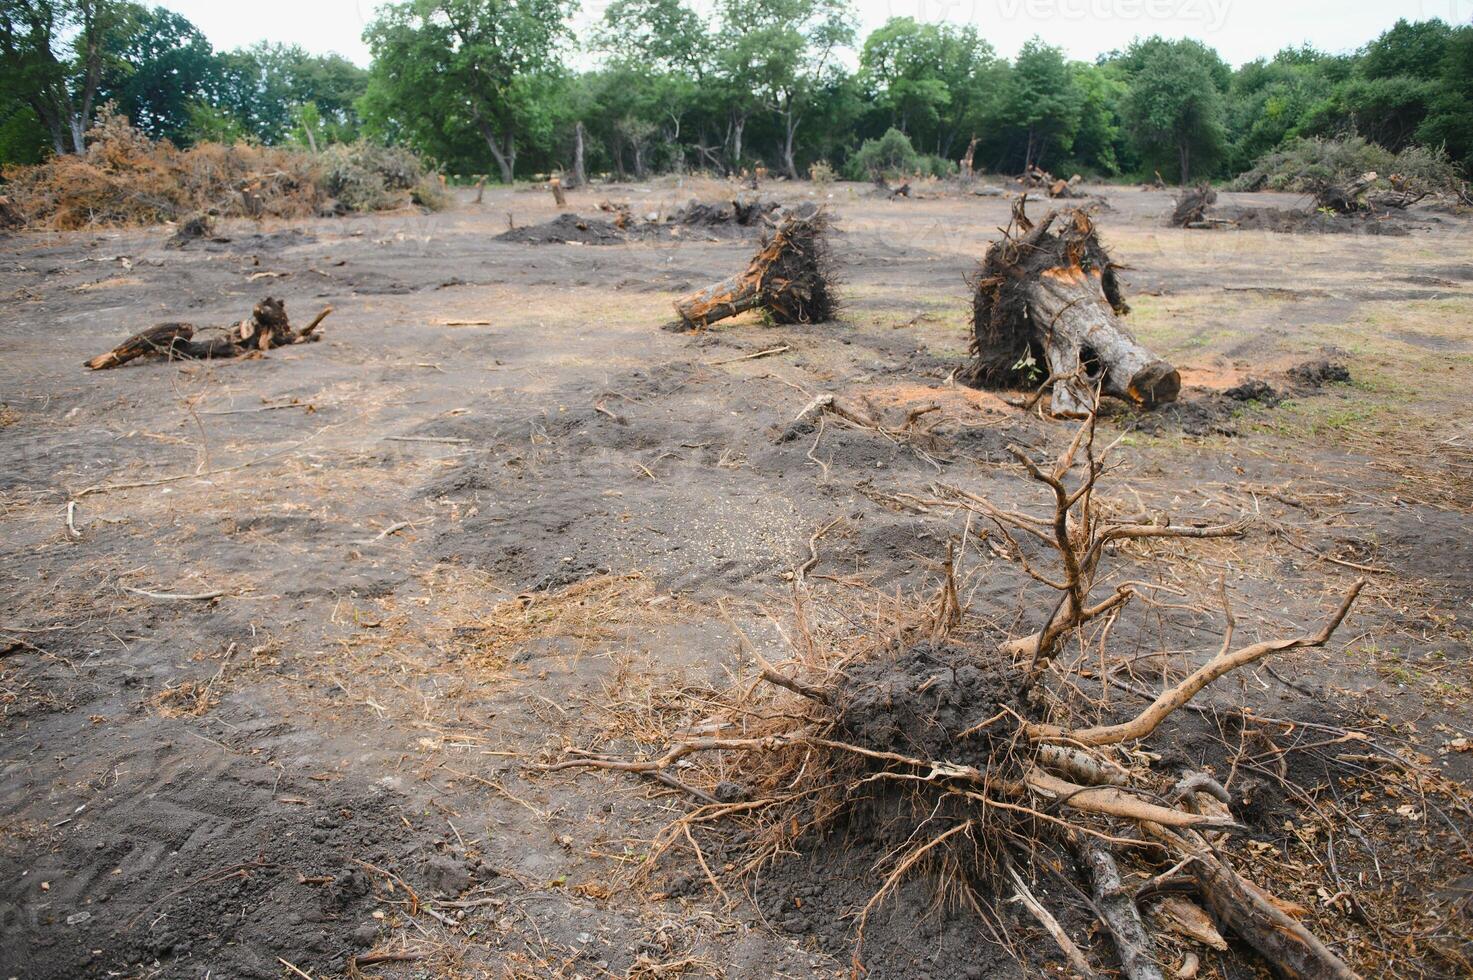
[1231,135,1459,195]
[183,100,247,145]
[859,18,1005,159]
[1000,38,1080,171]
[846,126,917,178]
[362,0,574,183]
[2,2,1468,195]
[319,140,439,211]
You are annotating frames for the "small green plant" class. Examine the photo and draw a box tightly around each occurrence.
[1010,348,1044,386]
[809,160,835,185]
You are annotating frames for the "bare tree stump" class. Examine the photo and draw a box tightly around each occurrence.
[960,199,1180,417]
[672,207,837,330]
[959,136,979,182]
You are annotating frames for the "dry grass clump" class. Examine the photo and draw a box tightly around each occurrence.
[2,107,445,230]
[454,573,685,672]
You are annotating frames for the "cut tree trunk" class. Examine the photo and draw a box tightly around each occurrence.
[572,122,587,188]
[84,323,195,370]
[672,207,836,330]
[961,199,1180,417]
[1313,171,1377,213]
[960,136,978,181]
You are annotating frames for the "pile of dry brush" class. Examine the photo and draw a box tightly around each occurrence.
[1,108,445,231]
[547,416,1380,979]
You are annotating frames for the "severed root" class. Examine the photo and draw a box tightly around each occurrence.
[1027,580,1364,747]
[1145,823,1360,980]
[672,206,837,330]
[1076,843,1164,980]
[85,297,331,370]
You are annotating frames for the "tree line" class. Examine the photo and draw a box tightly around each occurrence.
[2,0,1470,185]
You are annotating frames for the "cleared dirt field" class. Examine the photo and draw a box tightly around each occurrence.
[2,178,1471,979]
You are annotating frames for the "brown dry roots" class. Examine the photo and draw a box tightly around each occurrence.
[543,417,1365,980]
[84,297,330,370]
[672,206,837,330]
[959,198,1180,417]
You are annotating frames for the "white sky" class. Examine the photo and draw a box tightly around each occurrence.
[156,0,1470,68]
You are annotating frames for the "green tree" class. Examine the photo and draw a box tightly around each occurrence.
[1418,25,1473,163]
[97,5,217,144]
[1118,37,1227,182]
[0,0,135,154]
[363,0,573,182]
[1226,47,1342,170]
[1001,38,1079,170]
[859,18,1005,159]
[717,0,853,178]
[1068,61,1126,175]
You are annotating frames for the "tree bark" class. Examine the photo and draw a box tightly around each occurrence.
[960,136,979,181]
[781,111,800,180]
[572,121,587,188]
[1024,266,1180,416]
[476,117,516,184]
[729,114,745,171]
[1076,844,1165,980]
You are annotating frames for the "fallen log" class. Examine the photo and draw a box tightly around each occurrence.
[84,323,195,370]
[85,298,330,370]
[671,206,837,330]
[959,197,1180,417]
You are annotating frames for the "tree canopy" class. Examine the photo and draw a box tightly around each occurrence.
[0,3,1468,190]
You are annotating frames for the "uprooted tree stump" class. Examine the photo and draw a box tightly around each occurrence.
[671,206,837,330]
[85,297,331,370]
[1310,171,1378,213]
[1170,182,1218,226]
[960,197,1180,417]
[543,417,1365,980]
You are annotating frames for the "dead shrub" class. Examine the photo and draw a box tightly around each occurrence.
[2,107,445,230]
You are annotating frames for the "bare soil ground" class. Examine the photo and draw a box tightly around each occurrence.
[2,177,1472,979]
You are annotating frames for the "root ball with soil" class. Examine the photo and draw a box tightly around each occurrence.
[543,417,1365,980]
[672,205,838,330]
[959,198,1180,418]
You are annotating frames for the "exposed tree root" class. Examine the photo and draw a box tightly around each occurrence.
[671,206,837,330]
[540,416,1364,979]
[85,297,330,370]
